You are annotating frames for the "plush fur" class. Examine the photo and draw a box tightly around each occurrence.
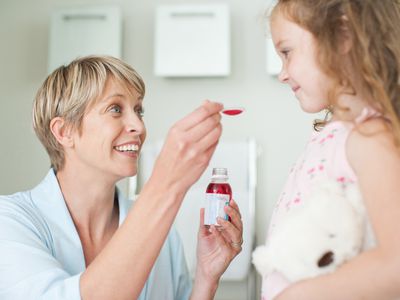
[252,180,366,282]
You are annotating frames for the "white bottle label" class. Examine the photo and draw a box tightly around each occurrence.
[204,193,230,225]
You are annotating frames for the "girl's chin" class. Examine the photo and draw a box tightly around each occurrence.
[298,100,327,113]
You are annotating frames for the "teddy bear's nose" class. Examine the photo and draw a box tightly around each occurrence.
[318,251,334,267]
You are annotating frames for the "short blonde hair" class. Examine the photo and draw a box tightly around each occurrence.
[32,55,145,171]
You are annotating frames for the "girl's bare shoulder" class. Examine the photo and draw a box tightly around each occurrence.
[347,117,399,172]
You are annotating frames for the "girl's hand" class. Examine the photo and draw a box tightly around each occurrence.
[195,199,243,284]
[150,101,223,195]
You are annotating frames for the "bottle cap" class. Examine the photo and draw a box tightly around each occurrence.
[212,167,228,179]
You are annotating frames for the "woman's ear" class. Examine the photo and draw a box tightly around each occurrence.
[50,117,74,148]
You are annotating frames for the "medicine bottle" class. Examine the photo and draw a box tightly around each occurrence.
[204,167,232,226]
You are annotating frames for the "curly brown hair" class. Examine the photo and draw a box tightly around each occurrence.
[271,0,400,140]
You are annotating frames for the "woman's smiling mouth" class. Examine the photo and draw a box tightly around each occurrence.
[114,143,140,157]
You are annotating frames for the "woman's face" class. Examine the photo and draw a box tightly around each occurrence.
[271,11,332,113]
[70,77,146,181]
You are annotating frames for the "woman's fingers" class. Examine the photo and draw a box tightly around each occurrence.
[167,101,223,160]
[188,113,222,142]
[174,101,223,131]
[216,199,243,251]
[152,101,223,192]
[217,217,242,248]
[228,199,241,218]
[226,199,242,229]
[172,103,222,153]
[198,208,210,237]
[195,123,222,154]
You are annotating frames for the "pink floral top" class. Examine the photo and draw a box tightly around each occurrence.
[261,108,378,300]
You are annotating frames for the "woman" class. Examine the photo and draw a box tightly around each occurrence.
[0,55,243,300]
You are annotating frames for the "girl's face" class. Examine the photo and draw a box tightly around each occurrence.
[70,77,146,182]
[271,12,332,113]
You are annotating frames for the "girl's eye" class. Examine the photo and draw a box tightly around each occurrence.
[109,105,122,113]
[280,49,290,58]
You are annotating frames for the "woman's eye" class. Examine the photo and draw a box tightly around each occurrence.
[109,105,122,113]
[135,107,145,118]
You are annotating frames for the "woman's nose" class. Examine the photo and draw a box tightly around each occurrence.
[126,112,145,134]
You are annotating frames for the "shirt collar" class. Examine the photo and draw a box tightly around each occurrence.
[30,169,132,272]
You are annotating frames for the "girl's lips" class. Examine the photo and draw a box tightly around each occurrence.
[292,86,300,92]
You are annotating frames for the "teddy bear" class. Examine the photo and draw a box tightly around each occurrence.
[252,180,366,282]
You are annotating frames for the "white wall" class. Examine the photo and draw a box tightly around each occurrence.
[0,0,316,298]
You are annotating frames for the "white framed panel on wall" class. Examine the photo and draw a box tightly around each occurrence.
[48,5,122,73]
[154,3,230,77]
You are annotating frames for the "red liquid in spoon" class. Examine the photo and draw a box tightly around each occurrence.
[222,108,244,116]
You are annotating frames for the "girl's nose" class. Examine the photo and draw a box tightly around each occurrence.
[278,66,289,83]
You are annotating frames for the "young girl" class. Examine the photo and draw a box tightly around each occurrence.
[262,0,400,299]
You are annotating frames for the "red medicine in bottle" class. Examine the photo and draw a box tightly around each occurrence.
[204,167,232,226]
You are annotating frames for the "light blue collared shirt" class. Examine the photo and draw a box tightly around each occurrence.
[0,169,192,299]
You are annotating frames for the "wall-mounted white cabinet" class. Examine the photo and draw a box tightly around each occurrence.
[154,4,230,77]
[48,5,121,73]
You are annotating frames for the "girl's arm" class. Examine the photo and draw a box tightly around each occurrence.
[80,101,224,300]
[276,118,400,300]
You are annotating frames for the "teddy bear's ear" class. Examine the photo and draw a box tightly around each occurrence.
[317,251,334,267]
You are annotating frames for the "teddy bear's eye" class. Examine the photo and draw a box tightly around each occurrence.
[318,251,334,267]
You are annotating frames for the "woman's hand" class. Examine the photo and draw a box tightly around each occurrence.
[193,199,243,293]
[149,101,223,195]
